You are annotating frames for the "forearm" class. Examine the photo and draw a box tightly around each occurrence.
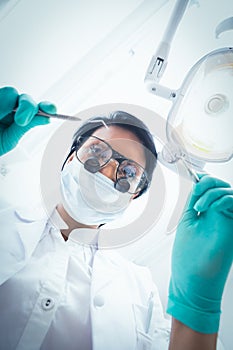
[169,318,217,350]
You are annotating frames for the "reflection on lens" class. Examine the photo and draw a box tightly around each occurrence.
[76,136,111,167]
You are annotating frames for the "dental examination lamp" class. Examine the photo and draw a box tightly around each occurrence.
[144,0,233,180]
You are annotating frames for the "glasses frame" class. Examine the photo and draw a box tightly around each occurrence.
[75,135,148,194]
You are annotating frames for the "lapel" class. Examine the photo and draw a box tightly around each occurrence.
[0,204,49,285]
[16,219,48,259]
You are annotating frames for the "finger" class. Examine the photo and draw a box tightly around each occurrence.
[197,172,208,180]
[193,175,231,196]
[39,101,57,115]
[18,115,49,129]
[14,94,38,126]
[183,190,197,212]
[182,175,230,218]
[193,188,233,212]
[211,195,233,216]
[0,86,18,119]
[2,116,49,152]
[183,174,208,211]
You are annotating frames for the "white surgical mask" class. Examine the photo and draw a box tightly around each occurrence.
[60,156,132,225]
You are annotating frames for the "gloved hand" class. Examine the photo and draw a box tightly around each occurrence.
[167,174,233,333]
[0,86,57,156]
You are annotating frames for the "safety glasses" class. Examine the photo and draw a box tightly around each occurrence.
[76,136,147,194]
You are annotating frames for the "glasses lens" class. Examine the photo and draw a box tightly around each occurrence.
[117,160,146,194]
[76,136,112,166]
[77,136,147,194]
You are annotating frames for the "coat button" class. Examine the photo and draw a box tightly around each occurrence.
[93,295,105,307]
[41,298,55,311]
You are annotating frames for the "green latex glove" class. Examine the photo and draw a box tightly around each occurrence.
[167,174,233,333]
[0,86,57,155]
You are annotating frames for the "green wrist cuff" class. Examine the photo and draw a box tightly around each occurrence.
[167,297,221,334]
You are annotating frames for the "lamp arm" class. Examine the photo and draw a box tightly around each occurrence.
[144,0,190,93]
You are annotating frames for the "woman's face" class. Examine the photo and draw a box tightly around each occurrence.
[69,125,147,199]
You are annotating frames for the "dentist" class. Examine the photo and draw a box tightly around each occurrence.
[0,86,232,350]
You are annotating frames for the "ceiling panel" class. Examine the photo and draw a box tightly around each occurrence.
[0,0,166,97]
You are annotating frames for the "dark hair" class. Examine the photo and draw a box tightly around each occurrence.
[63,110,157,198]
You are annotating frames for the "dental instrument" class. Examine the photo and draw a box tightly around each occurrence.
[13,108,81,122]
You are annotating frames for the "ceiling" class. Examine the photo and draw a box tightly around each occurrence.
[1,0,232,106]
[0,0,165,98]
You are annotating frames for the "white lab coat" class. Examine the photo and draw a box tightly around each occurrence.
[0,147,228,350]
[0,199,171,350]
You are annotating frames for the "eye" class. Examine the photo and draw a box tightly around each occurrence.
[121,164,137,178]
[100,150,110,161]
[88,144,110,163]
[89,144,103,155]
